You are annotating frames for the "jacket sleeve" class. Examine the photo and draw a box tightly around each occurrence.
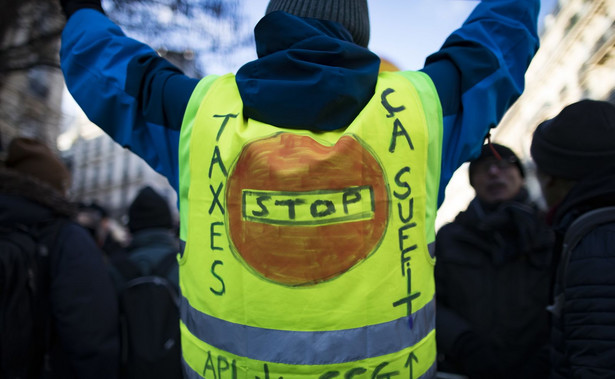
[60,9,201,193]
[420,0,540,205]
[50,222,120,379]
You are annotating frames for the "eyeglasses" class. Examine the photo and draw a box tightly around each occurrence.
[474,157,518,173]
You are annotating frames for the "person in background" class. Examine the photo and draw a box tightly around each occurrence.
[0,137,119,379]
[109,185,179,289]
[108,185,181,379]
[59,0,540,376]
[530,99,615,378]
[76,201,126,259]
[435,143,554,379]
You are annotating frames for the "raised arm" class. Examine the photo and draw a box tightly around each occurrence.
[420,0,540,204]
[60,1,202,192]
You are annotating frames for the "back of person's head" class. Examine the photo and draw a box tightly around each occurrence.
[128,186,173,233]
[266,0,370,47]
[4,137,71,195]
[531,99,615,181]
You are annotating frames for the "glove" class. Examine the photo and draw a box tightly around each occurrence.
[59,0,104,19]
[451,331,502,379]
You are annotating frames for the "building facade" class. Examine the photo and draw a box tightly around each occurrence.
[493,0,615,157]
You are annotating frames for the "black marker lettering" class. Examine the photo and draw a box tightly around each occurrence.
[397,198,414,224]
[398,223,418,255]
[252,196,271,217]
[345,368,367,379]
[275,199,306,220]
[393,167,411,200]
[389,119,414,153]
[213,113,238,142]
[381,88,406,118]
[209,146,228,178]
[209,183,225,215]
[372,362,399,379]
[203,351,217,379]
[319,371,340,379]
[210,260,225,296]
[342,189,362,214]
[310,200,336,218]
[218,355,230,379]
[211,222,224,251]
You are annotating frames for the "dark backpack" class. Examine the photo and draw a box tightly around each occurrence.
[548,206,615,317]
[0,219,64,379]
[114,253,182,379]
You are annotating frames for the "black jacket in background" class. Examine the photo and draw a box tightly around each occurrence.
[435,189,554,378]
[548,166,615,379]
[0,170,119,379]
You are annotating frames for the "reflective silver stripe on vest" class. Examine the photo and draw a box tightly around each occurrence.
[428,242,435,259]
[181,296,435,365]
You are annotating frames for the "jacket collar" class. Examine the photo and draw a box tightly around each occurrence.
[552,165,615,229]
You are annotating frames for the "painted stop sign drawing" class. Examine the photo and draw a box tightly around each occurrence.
[226,133,388,286]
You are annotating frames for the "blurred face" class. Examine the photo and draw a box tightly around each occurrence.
[535,167,572,209]
[471,157,524,204]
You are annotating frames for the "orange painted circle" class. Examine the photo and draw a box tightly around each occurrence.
[226,133,388,286]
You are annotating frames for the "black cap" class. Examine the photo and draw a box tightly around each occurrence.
[128,186,173,233]
[531,99,615,180]
[266,0,370,47]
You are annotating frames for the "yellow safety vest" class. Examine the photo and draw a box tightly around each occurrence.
[178,71,442,379]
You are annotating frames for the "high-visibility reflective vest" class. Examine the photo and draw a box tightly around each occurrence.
[178,71,443,379]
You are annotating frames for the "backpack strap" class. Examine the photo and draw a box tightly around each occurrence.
[113,258,143,283]
[114,251,177,283]
[548,206,615,317]
[17,218,67,374]
[36,218,68,373]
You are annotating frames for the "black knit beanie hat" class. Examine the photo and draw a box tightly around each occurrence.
[128,186,173,233]
[469,143,525,186]
[266,0,370,47]
[531,99,615,180]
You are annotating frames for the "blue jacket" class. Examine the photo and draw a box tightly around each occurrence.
[60,1,540,207]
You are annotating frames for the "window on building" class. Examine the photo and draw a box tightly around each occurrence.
[564,13,580,34]
[93,165,100,189]
[107,160,114,187]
